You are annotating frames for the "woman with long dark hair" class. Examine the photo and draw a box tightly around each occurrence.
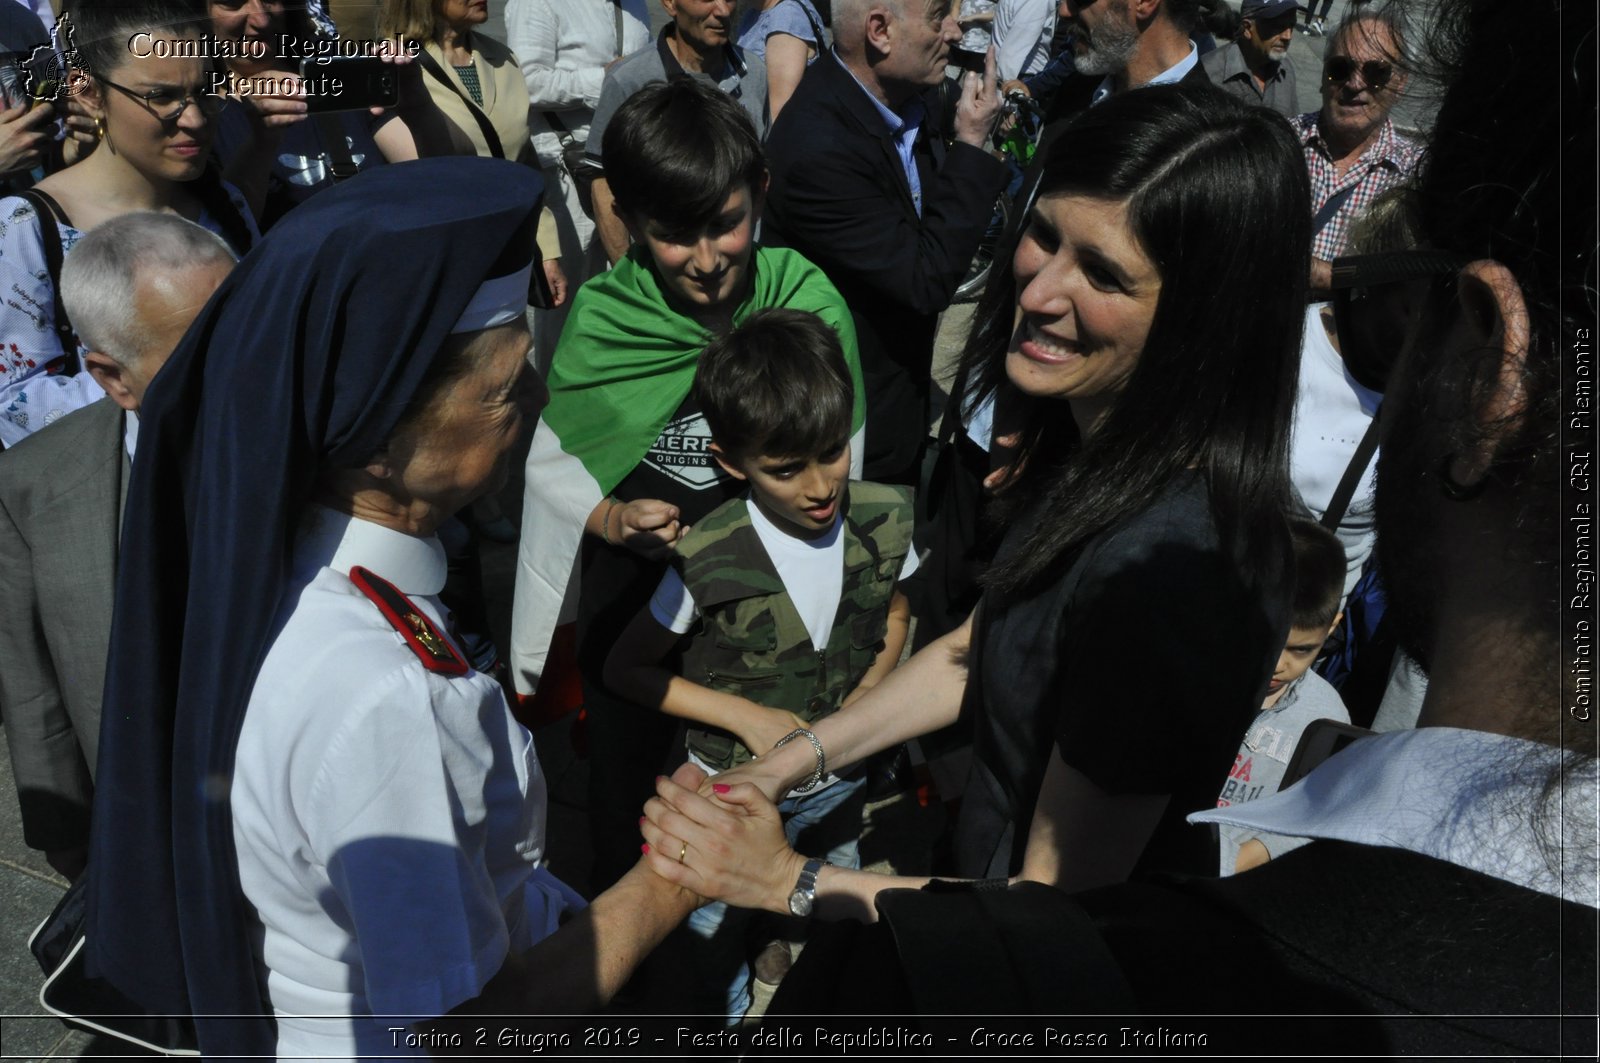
[657,4,1594,1049]
[643,83,1309,904]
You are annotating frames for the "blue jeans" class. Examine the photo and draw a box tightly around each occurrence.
[683,770,867,1024]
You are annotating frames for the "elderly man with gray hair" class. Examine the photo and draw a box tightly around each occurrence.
[0,213,234,881]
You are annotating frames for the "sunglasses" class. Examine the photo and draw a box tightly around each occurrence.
[1329,251,1465,393]
[1323,56,1394,88]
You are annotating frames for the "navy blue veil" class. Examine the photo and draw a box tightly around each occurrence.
[83,157,545,1057]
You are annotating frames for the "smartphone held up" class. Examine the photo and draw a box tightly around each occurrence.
[296,56,399,112]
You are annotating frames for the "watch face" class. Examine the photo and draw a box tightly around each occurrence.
[788,889,813,917]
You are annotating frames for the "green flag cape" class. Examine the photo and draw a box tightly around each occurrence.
[510,246,865,695]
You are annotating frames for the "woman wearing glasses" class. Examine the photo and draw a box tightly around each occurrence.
[0,0,256,448]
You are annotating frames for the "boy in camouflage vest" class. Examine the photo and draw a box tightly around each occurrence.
[606,308,916,1024]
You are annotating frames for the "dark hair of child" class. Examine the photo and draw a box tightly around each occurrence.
[695,308,853,462]
[1289,516,1347,631]
[600,76,768,233]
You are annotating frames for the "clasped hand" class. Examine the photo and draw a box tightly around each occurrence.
[639,765,803,914]
[738,706,809,758]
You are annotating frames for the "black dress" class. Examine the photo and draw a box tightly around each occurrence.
[771,841,1597,1057]
[954,472,1287,880]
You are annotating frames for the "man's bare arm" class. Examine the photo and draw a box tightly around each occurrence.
[591,177,632,265]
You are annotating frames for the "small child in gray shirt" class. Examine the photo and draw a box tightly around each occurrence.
[1216,517,1351,875]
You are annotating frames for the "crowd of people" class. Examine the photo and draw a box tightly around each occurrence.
[0,0,1592,1057]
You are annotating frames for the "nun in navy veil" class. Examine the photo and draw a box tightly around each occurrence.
[81,157,700,1058]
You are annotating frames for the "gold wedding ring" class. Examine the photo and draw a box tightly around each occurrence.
[677,840,688,864]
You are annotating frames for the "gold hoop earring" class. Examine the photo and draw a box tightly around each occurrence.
[94,115,106,139]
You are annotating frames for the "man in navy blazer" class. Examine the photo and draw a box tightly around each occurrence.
[0,215,234,880]
[761,0,1007,485]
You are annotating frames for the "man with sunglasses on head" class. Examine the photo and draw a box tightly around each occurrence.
[1292,7,1420,296]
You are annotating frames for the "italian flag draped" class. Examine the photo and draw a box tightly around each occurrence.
[509,246,865,696]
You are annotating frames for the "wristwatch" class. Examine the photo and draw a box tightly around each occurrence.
[787,857,826,917]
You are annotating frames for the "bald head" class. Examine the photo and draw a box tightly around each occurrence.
[833,0,889,57]
[834,0,958,102]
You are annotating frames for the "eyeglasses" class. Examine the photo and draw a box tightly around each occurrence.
[1323,55,1394,88]
[1329,250,1465,393]
[95,76,224,121]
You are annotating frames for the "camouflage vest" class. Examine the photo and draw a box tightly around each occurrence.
[675,481,915,770]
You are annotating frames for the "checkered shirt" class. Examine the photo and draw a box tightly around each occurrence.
[1292,112,1423,260]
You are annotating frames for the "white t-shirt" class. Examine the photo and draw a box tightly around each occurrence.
[993,0,1057,82]
[1290,303,1382,598]
[1214,670,1351,875]
[648,498,919,647]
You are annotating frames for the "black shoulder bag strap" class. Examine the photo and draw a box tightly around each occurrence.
[1312,184,1359,239]
[790,0,827,49]
[418,50,505,159]
[19,189,79,373]
[192,162,255,255]
[1320,410,1381,531]
[312,113,360,181]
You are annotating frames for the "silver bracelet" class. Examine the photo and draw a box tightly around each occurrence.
[600,498,620,547]
[772,727,825,793]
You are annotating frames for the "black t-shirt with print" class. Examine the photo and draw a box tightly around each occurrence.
[574,392,744,678]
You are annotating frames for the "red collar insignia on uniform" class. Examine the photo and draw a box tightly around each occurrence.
[348,566,470,676]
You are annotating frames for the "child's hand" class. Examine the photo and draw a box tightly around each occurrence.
[615,498,688,559]
[700,758,789,804]
[736,705,810,758]
[840,683,874,710]
[1234,838,1271,874]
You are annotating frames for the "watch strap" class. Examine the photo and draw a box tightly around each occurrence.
[789,857,825,915]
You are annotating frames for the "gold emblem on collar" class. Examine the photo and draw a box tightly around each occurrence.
[405,611,449,658]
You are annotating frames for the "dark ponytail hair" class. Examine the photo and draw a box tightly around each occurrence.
[66,0,255,254]
[959,84,1308,600]
[67,0,209,74]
